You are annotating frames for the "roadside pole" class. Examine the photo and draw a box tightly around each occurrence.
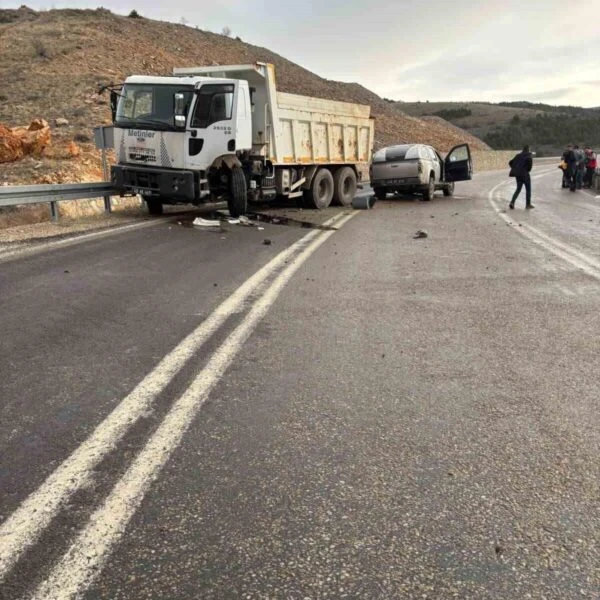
[94,126,114,214]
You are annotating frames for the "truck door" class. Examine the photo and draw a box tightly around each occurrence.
[185,83,237,171]
[444,144,472,182]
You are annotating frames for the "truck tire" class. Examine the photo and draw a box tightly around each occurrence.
[228,166,247,217]
[373,187,387,200]
[145,197,163,216]
[422,176,435,201]
[306,168,334,209]
[443,181,455,197]
[332,167,357,206]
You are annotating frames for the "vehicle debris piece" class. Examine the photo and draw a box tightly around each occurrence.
[193,216,221,227]
[352,196,375,210]
[413,229,428,239]
[238,215,257,227]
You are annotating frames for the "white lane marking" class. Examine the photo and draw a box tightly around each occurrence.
[31,212,357,600]
[531,167,559,180]
[0,210,352,581]
[0,219,162,264]
[488,181,600,280]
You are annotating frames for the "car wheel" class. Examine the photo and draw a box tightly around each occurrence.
[443,181,455,197]
[373,187,387,200]
[422,176,435,201]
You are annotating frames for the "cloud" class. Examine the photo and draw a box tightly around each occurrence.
[505,87,577,102]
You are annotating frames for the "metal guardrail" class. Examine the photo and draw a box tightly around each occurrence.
[0,182,120,221]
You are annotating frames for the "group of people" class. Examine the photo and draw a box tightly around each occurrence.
[560,144,597,192]
[508,143,597,209]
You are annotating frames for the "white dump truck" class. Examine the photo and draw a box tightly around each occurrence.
[108,62,374,216]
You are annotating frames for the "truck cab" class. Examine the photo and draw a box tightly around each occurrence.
[110,74,253,215]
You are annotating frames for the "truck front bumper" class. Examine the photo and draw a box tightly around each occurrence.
[111,165,195,201]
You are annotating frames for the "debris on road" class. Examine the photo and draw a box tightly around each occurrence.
[238,215,257,227]
[193,217,221,227]
[352,196,375,210]
[263,239,272,245]
[413,229,428,239]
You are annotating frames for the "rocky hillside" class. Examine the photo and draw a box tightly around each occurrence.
[0,6,489,184]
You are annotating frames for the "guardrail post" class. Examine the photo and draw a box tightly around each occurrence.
[50,201,59,222]
[100,129,112,214]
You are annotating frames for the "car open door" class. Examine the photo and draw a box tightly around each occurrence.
[444,143,472,182]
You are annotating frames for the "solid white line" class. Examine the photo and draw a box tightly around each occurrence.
[0,219,161,264]
[488,181,600,280]
[31,212,357,600]
[0,210,351,582]
[531,167,559,180]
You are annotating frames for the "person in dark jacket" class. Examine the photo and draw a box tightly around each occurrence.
[509,145,534,209]
[564,144,578,192]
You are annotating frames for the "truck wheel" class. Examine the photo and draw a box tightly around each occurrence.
[373,187,387,200]
[145,198,163,216]
[422,176,435,201]
[228,166,247,217]
[443,181,455,197]
[306,168,334,209]
[332,167,357,206]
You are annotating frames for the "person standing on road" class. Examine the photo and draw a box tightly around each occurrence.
[509,145,534,209]
[574,145,586,190]
[564,144,578,192]
[561,144,573,189]
[584,147,597,189]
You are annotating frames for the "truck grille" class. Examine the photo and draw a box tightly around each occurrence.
[262,174,275,188]
[125,169,160,191]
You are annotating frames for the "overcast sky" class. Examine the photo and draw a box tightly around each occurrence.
[9,0,600,107]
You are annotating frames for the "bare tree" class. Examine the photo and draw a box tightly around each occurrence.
[221,26,232,37]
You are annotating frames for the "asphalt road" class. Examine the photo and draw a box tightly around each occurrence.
[1,168,599,599]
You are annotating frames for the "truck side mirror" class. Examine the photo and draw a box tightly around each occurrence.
[109,90,118,122]
[174,93,186,129]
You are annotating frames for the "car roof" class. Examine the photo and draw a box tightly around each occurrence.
[383,143,417,152]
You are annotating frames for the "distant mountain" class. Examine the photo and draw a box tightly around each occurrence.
[396,101,600,155]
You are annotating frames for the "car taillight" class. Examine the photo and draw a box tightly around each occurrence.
[418,160,423,174]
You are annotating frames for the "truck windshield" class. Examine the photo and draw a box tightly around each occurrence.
[116,84,194,130]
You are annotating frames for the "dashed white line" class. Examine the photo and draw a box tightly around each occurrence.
[30,212,357,600]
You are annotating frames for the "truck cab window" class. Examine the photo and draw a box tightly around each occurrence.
[192,84,234,128]
[116,84,193,128]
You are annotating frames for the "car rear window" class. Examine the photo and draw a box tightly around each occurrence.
[372,145,417,163]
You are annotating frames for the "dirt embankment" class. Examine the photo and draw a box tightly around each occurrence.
[0,6,488,185]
